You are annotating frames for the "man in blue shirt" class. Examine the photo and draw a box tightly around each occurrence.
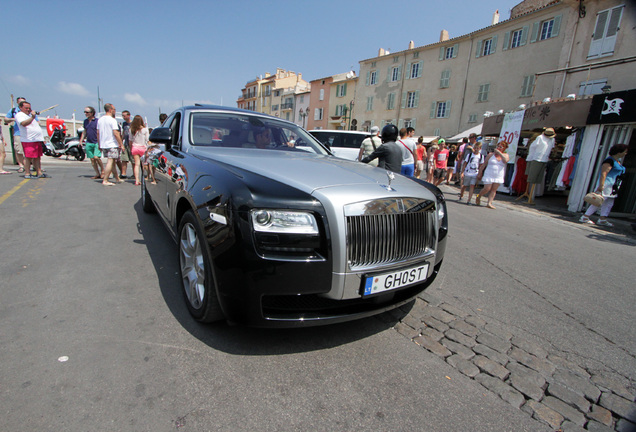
[3,96,26,172]
[79,106,103,179]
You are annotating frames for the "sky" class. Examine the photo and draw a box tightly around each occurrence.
[1,0,522,128]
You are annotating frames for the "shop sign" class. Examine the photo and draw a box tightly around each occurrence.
[497,110,524,163]
[482,98,592,135]
[587,89,636,125]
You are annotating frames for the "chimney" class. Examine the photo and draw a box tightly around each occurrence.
[440,30,449,42]
[378,48,385,57]
[492,9,500,25]
[408,40,414,50]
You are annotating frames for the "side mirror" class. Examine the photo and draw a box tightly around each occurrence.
[149,127,172,148]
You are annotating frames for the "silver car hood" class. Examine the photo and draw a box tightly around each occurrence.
[190,148,428,195]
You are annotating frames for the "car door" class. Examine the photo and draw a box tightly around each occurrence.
[153,111,182,223]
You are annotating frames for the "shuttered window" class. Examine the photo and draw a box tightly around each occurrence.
[440,70,451,88]
[521,75,535,97]
[587,6,623,59]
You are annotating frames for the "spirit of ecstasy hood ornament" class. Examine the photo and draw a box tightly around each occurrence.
[381,170,395,191]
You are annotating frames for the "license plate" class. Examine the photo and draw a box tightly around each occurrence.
[362,263,429,296]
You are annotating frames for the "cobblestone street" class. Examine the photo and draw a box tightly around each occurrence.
[386,292,636,431]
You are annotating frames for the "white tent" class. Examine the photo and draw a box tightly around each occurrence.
[446,123,483,142]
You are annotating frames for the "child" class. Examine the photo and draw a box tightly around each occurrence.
[459,142,483,204]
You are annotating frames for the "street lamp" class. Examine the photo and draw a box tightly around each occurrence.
[298,108,308,129]
[341,100,355,130]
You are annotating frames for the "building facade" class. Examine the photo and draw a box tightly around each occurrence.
[237,68,309,120]
[355,0,635,137]
[306,76,333,130]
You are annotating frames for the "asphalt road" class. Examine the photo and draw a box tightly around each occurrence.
[0,159,633,431]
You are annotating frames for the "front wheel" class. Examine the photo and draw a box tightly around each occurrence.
[74,146,85,161]
[178,210,224,323]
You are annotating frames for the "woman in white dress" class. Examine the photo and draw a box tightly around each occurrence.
[475,142,510,209]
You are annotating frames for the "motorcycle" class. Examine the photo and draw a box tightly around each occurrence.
[44,119,85,161]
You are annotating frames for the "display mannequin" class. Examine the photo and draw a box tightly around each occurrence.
[517,128,555,204]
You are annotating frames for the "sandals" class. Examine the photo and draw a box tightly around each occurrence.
[17,167,25,173]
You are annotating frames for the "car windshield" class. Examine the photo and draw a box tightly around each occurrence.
[189,111,329,155]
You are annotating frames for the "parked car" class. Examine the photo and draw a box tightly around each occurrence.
[143,105,447,327]
[308,129,372,161]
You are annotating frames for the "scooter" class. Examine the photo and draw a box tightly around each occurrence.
[43,127,85,161]
[44,119,85,161]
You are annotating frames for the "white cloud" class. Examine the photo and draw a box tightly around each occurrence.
[8,75,31,86]
[124,92,148,106]
[57,81,91,97]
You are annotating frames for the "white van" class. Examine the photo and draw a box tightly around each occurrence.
[309,130,373,161]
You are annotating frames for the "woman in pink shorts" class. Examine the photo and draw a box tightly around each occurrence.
[129,115,149,185]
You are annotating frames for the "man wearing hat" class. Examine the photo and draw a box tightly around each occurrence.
[358,125,381,167]
[520,127,556,204]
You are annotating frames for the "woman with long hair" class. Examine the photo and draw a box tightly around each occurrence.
[129,115,149,186]
[474,142,510,209]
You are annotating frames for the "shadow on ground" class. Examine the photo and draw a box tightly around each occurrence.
[133,199,410,356]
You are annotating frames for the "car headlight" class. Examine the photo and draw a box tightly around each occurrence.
[251,210,319,234]
[437,205,445,224]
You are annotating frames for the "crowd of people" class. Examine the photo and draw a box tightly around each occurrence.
[1,110,629,228]
[2,99,161,186]
[79,103,157,186]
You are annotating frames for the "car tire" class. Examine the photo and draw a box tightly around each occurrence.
[178,210,224,323]
[141,176,156,214]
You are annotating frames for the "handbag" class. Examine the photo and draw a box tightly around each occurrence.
[584,192,604,207]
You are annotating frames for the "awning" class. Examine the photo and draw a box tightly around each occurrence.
[446,123,483,142]
[482,98,593,136]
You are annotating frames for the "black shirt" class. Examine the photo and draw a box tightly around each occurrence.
[361,141,403,173]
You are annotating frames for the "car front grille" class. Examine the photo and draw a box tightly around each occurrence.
[345,198,436,270]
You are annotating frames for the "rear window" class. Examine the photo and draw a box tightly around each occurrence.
[310,131,369,149]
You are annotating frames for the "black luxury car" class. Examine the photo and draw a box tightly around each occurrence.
[142,105,447,327]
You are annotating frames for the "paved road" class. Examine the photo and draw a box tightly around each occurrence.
[0,160,633,431]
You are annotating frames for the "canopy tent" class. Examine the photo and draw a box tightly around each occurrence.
[446,123,483,143]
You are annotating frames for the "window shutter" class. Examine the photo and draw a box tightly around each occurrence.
[475,40,483,58]
[530,21,540,43]
[343,83,347,96]
[314,108,319,121]
[398,119,404,130]
[411,118,417,128]
[439,47,445,60]
[588,11,608,59]
[336,84,341,97]
[452,44,459,58]
[552,15,562,37]
[414,91,420,108]
[503,31,510,51]
[397,65,402,81]
[491,35,498,54]
[520,25,529,46]
[601,7,623,56]
[430,102,437,118]
[607,7,622,37]
[366,71,370,86]
[401,92,407,109]
[445,100,452,118]
[387,67,392,82]
[417,61,423,77]
[405,63,411,79]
